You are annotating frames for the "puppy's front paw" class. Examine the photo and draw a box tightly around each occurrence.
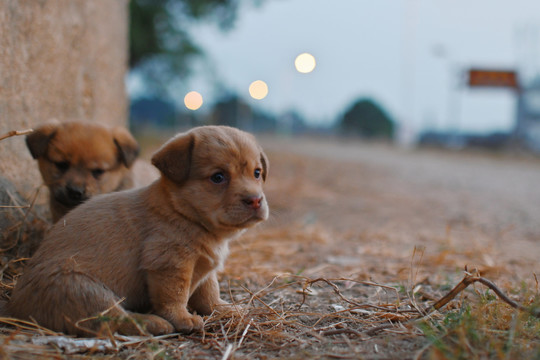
[172,313,204,334]
[143,314,175,335]
[115,312,174,336]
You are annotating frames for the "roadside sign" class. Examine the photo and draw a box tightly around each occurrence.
[467,69,519,89]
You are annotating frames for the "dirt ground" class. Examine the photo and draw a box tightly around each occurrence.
[1,136,539,359]
[260,137,540,272]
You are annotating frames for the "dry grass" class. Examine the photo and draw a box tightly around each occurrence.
[0,136,538,359]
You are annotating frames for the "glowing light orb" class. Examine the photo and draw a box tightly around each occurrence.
[294,53,316,73]
[249,80,269,100]
[184,91,203,110]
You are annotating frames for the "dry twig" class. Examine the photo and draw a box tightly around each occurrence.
[300,277,401,310]
[0,129,33,142]
[429,271,539,317]
[363,270,540,336]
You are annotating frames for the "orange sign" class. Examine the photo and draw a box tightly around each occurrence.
[468,69,519,89]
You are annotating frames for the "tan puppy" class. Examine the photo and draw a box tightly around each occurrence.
[8,126,269,336]
[26,120,148,223]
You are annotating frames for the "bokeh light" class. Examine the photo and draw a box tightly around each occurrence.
[184,91,203,110]
[249,80,269,100]
[294,53,316,73]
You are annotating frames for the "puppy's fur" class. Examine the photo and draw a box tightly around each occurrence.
[26,120,149,223]
[8,126,269,336]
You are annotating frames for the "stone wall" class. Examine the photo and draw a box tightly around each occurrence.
[0,0,129,200]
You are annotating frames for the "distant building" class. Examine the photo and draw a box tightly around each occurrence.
[515,78,540,151]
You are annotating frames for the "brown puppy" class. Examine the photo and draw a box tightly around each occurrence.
[26,120,149,222]
[8,126,269,336]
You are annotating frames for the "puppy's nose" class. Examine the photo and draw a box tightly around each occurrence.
[66,185,86,202]
[242,195,263,210]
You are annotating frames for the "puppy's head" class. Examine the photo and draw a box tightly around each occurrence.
[152,126,269,234]
[26,120,140,218]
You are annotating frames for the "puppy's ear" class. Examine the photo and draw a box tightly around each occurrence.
[260,149,269,181]
[112,127,140,168]
[151,132,194,184]
[25,120,61,159]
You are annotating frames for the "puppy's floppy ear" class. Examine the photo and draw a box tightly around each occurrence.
[151,132,194,184]
[112,127,140,168]
[25,120,61,159]
[260,148,269,181]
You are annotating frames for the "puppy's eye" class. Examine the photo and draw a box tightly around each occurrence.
[210,172,226,184]
[254,168,262,179]
[92,168,105,179]
[54,161,69,172]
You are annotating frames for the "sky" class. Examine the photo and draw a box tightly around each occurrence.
[179,0,540,138]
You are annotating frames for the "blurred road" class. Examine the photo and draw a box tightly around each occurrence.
[262,137,540,270]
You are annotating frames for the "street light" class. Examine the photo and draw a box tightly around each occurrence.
[249,80,269,100]
[184,91,203,110]
[295,53,316,73]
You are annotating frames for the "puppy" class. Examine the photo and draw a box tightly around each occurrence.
[8,126,269,336]
[26,120,154,222]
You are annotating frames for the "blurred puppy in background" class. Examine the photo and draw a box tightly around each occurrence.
[9,126,269,336]
[26,120,157,222]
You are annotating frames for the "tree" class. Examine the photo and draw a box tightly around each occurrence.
[129,0,242,95]
[338,98,395,139]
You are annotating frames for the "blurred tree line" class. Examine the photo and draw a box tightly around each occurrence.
[130,94,394,139]
[129,0,395,139]
[130,94,306,134]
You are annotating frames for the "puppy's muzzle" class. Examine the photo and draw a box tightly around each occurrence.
[242,195,264,210]
[56,184,89,206]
